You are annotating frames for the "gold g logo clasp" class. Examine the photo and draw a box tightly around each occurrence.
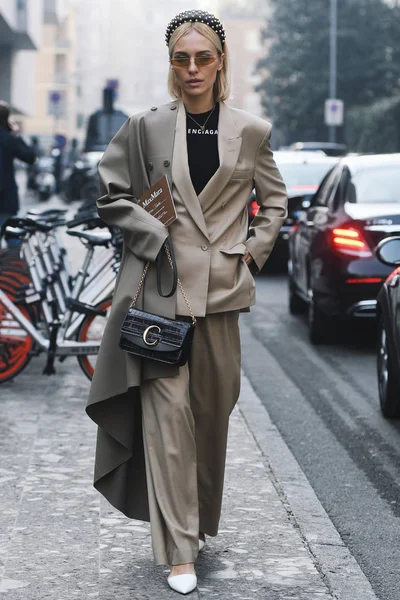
[143,325,161,346]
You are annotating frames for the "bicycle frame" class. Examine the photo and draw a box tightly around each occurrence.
[0,288,101,356]
[0,217,120,369]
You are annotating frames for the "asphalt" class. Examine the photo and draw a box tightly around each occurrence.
[241,274,400,600]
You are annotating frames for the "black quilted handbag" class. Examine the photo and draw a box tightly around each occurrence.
[119,239,196,367]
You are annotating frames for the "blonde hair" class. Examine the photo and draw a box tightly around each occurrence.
[168,22,230,102]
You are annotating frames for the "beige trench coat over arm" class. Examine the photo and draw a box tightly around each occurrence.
[246,125,290,272]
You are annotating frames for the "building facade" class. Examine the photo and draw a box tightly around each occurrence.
[0,0,43,114]
[22,0,79,144]
[220,0,271,118]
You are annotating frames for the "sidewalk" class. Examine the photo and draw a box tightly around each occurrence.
[0,356,334,600]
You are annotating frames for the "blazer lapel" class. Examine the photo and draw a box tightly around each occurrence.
[172,100,209,240]
[198,101,242,214]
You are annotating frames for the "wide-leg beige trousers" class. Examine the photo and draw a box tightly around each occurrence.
[140,311,241,566]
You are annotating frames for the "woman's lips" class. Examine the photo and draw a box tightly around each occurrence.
[187,80,202,87]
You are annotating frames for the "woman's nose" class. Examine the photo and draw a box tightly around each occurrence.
[187,58,199,73]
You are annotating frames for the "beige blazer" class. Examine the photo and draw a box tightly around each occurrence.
[86,99,287,520]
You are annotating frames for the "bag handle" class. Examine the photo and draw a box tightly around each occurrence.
[156,238,177,298]
[130,238,197,325]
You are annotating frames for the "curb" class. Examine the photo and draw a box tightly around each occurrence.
[239,372,379,600]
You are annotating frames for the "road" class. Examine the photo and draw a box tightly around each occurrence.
[241,273,400,600]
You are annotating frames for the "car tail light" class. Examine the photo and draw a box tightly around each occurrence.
[346,278,382,284]
[332,227,373,258]
[385,266,400,285]
[249,200,259,220]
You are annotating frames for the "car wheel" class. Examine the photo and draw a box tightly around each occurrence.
[308,289,334,345]
[288,276,306,315]
[377,315,400,418]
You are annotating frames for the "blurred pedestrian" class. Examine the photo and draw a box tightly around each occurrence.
[27,136,42,190]
[67,137,80,167]
[51,134,66,194]
[0,101,36,247]
[86,9,287,595]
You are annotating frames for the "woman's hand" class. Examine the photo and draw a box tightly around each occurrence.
[244,249,253,266]
[9,120,21,135]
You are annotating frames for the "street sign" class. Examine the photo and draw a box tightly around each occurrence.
[50,91,61,104]
[106,79,119,90]
[49,91,63,118]
[325,99,344,127]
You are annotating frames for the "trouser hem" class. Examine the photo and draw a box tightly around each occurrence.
[154,546,199,566]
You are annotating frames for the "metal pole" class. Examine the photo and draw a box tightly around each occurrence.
[329,0,338,143]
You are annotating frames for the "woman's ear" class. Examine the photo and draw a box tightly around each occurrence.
[218,53,225,71]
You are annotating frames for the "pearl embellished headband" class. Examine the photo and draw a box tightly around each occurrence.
[165,10,226,47]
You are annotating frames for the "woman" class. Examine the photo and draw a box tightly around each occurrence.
[87,9,287,595]
[0,101,36,247]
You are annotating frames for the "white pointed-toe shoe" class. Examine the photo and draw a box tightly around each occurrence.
[167,573,197,595]
[198,538,206,552]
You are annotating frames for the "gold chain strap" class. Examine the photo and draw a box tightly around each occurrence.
[130,242,197,325]
[130,260,150,309]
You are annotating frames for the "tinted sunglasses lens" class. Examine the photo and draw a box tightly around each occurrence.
[171,58,190,68]
[171,56,216,68]
[197,56,215,66]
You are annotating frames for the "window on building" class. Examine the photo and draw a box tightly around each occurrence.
[247,64,261,86]
[245,30,261,53]
[16,0,27,30]
[243,92,261,116]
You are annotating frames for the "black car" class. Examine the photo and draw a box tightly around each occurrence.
[288,153,400,343]
[376,236,400,418]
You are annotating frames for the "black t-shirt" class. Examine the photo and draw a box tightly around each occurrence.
[186,103,220,197]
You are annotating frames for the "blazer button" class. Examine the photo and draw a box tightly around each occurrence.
[201,244,208,251]
[164,160,170,167]
[151,106,157,111]
[221,202,227,208]
[148,162,153,171]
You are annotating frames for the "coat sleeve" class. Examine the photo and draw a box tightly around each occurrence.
[97,118,168,262]
[11,136,36,164]
[245,125,288,272]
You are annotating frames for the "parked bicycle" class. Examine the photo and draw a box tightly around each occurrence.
[0,207,121,383]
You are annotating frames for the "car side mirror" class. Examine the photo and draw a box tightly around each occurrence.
[376,237,400,266]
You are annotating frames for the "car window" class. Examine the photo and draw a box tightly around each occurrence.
[345,166,400,203]
[276,162,335,189]
[313,168,337,207]
[329,168,349,212]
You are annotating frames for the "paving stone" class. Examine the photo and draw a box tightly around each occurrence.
[0,353,332,599]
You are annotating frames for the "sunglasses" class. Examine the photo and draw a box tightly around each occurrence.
[170,55,218,68]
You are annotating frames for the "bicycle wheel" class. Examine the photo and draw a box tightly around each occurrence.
[0,249,35,383]
[0,304,33,383]
[76,297,112,380]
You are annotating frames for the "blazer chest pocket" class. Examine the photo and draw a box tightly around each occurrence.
[230,169,252,181]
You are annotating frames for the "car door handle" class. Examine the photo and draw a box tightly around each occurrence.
[306,221,315,227]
